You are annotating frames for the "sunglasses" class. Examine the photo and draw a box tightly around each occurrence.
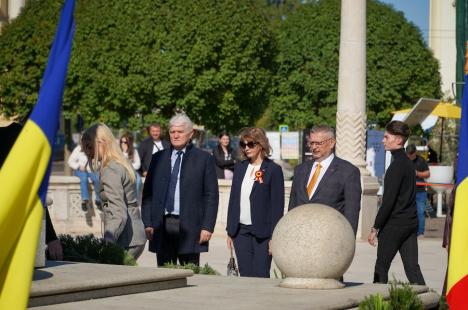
[120,140,128,144]
[239,141,258,149]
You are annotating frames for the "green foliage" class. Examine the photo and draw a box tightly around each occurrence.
[162,262,220,275]
[359,282,423,310]
[270,0,441,129]
[0,0,275,132]
[359,294,390,310]
[387,282,423,310]
[59,234,137,266]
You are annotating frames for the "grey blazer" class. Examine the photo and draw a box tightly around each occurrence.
[100,161,146,249]
[288,156,362,235]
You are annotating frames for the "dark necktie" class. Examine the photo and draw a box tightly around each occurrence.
[165,150,183,213]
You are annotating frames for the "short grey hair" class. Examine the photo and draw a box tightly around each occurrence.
[169,113,193,132]
[310,125,335,139]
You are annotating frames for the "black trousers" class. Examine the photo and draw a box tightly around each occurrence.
[232,224,271,278]
[374,224,425,285]
[156,215,200,267]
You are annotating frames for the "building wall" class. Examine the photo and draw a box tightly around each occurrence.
[429,0,457,97]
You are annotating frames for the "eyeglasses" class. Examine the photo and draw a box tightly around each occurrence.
[239,141,258,149]
[308,138,333,147]
[120,140,128,144]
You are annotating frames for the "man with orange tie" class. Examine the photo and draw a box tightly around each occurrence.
[288,125,361,235]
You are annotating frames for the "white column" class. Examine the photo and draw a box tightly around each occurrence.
[7,0,25,20]
[336,0,367,169]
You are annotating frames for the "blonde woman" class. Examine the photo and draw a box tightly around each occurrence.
[81,124,146,259]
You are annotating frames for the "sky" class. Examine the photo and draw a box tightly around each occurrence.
[379,0,429,43]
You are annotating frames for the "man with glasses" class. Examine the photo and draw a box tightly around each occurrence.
[288,125,361,235]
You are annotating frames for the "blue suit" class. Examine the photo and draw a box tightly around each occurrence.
[142,143,219,257]
[226,159,285,277]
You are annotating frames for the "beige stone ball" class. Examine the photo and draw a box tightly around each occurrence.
[272,204,355,280]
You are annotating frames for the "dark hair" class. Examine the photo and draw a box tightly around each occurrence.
[218,130,230,139]
[146,123,161,134]
[385,120,410,143]
[406,144,417,154]
[120,132,135,159]
[81,124,99,160]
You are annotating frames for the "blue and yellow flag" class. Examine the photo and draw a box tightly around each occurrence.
[0,0,75,308]
[447,74,468,309]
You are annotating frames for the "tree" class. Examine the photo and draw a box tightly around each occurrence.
[0,0,275,132]
[269,0,442,129]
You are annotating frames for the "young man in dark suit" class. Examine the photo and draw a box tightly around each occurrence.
[288,125,361,235]
[138,123,170,177]
[141,114,219,266]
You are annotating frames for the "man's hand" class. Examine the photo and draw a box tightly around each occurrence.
[268,240,272,256]
[142,171,147,177]
[47,239,63,260]
[145,227,154,241]
[227,236,233,250]
[368,228,378,247]
[199,230,212,244]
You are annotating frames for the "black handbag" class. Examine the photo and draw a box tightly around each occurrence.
[227,247,239,276]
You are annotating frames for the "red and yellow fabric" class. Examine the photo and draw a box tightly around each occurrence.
[447,74,468,309]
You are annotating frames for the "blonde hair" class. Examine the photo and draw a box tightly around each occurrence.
[238,127,271,160]
[83,123,136,183]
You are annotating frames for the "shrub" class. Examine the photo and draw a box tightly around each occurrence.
[162,262,220,275]
[59,234,137,266]
[359,281,423,310]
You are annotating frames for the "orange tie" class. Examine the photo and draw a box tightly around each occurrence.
[307,163,322,198]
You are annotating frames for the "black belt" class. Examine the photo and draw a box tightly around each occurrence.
[165,214,179,219]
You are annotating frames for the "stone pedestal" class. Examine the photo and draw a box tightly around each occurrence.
[271,204,355,289]
[34,213,46,268]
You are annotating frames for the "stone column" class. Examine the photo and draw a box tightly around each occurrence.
[336,0,379,240]
[7,0,24,20]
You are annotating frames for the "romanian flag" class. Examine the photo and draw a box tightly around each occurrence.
[447,74,468,308]
[0,1,75,308]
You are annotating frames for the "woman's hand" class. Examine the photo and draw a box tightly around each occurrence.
[268,240,272,256]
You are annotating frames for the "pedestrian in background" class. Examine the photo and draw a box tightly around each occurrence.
[82,124,146,259]
[406,144,430,238]
[226,127,284,277]
[67,143,101,211]
[120,132,142,194]
[138,123,170,177]
[213,131,236,179]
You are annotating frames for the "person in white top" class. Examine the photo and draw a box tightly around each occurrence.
[119,132,142,194]
[226,127,285,277]
[67,144,101,211]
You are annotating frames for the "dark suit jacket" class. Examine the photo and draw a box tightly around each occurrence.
[212,145,236,179]
[138,137,170,175]
[141,144,219,254]
[288,156,361,235]
[226,159,285,239]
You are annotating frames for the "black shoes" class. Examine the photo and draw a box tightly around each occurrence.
[81,200,88,211]
[95,200,103,211]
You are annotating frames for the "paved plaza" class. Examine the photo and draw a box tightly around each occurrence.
[137,234,447,294]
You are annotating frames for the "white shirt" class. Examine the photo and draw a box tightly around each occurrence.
[306,153,334,199]
[123,149,141,170]
[169,147,185,215]
[67,145,91,172]
[152,140,164,154]
[239,163,261,225]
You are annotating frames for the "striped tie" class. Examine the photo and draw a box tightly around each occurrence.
[307,163,322,198]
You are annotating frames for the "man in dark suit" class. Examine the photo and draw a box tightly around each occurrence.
[138,123,170,177]
[289,125,361,235]
[142,114,219,266]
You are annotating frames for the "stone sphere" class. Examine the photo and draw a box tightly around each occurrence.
[272,204,355,288]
